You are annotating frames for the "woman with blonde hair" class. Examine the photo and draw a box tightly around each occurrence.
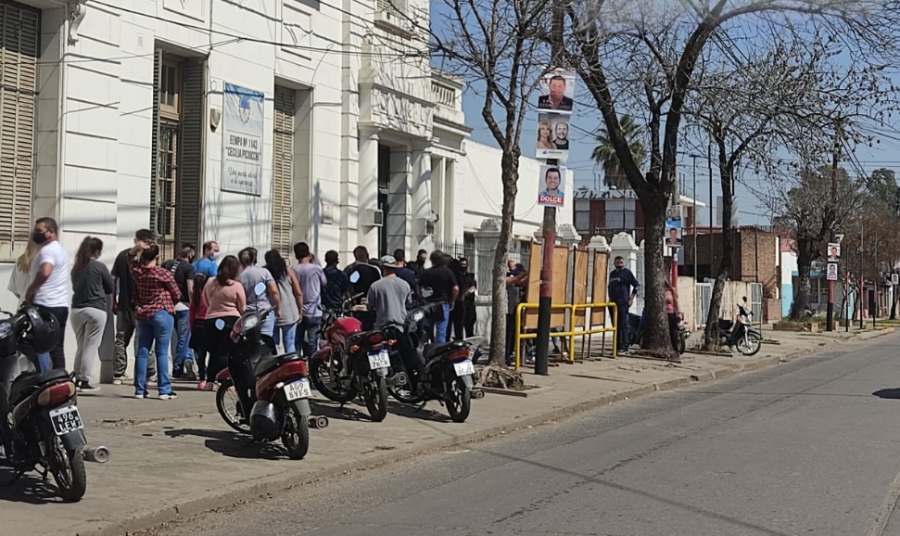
[536,121,556,149]
[7,239,41,307]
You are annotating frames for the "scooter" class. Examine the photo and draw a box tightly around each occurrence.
[384,303,478,423]
[716,296,762,356]
[0,306,108,501]
[214,284,325,459]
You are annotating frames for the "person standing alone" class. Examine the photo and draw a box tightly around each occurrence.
[70,236,113,392]
[24,218,70,371]
[607,256,640,355]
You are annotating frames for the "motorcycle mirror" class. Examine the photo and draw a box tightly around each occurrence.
[349,271,360,284]
[254,282,266,296]
[742,296,747,303]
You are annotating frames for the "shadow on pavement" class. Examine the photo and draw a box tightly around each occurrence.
[164,428,289,460]
[0,469,67,504]
[872,388,900,399]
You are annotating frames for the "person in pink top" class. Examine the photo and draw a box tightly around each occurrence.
[202,256,246,387]
[664,280,680,352]
[190,273,211,390]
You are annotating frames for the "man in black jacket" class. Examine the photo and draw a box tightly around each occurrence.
[607,256,640,354]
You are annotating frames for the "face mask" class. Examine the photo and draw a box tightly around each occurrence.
[210,253,220,262]
[32,232,47,245]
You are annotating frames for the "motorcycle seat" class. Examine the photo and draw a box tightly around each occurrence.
[9,369,71,405]
[254,352,301,377]
[423,341,467,362]
[718,319,734,330]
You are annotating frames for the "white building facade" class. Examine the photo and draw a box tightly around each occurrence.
[0,0,573,372]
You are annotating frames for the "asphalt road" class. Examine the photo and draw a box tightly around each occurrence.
[146,334,900,536]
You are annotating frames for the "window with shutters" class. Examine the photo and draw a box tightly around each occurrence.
[272,86,295,257]
[0,2,39,252]
[151,54,183,260]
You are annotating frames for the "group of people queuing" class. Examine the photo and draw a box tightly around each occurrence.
[6,218,479,399]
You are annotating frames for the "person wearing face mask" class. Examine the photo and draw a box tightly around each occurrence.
[163,244,197,379]
[111,229,157,385]
[193,240,221,278]
[24,217,70,371]
[607,256,640,355]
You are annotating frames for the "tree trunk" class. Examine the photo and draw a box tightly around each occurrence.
[488,150,519,366]
[791,245,814,319]
[642,193,674,355]
[703,166,734,350]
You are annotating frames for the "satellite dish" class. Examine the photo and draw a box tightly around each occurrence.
[349,271,360,284]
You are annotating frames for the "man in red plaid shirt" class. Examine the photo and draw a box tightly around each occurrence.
[128,242,182,399]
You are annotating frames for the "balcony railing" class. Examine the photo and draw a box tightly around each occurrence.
[431,80,457,109]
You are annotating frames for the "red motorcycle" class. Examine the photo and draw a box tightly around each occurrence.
[310,294,392,421]
[215,305,323,459]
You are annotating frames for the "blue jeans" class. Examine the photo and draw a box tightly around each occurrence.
[260,312,275,338]
[295,316,321,358]
[273,323,297,354]
[172,310,191,373]
[135,310,175,396]
[434,303,451,343]
[38,353,51,373]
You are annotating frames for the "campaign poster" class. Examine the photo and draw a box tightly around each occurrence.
[221,83,265,195]
[536,113,570,160]
[538,165,566,207]
[826,262,839,281]
[665,204,683,249]
[827,243,841,261]
[536,68,576,113]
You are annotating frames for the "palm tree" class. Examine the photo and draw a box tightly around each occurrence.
[592,115,646,190]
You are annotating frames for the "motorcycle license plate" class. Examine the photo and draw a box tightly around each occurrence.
[284,379,311,401]
[49,406,84,436]
[368,350,391,370]
[453,359,475,376]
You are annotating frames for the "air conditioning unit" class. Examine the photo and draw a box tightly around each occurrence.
[361,208,384,227]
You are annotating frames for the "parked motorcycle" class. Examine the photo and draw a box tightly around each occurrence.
[214,284,320,459]
[0,306,108,501]
[716,296,762,356]
[308,294,367,404]
[384,303,478,423]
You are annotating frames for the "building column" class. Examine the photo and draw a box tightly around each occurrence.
[357,126,380,255]
[410,143,433,253]
[442,158,456,245]
[430,155,444,246]
[387,145,411,255]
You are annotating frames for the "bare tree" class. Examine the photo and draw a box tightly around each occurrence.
[428,0,552,365]
[562,0,900,354]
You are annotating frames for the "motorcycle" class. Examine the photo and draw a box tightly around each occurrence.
[308,294,368,404]
[214,285,320,459]
[716,296,762,356]
[384,303,478,423]
[0,306,108,501]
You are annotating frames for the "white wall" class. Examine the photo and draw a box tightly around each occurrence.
[461,141,575,239]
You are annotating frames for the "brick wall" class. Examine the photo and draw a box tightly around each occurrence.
[736,229,778,295]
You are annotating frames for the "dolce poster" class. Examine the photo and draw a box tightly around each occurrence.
[222,83,265,195]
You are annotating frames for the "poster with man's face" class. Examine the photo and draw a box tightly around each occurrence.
[536,113,570,160]
[537,68,576,113]
[827,243,841,261]
[826,262,839,281]
[665,205,683,248]
[538,165,566,207]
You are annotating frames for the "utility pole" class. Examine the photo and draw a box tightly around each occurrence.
[534,0,565,376]
[860,225,864,330]
[826,124,841,332]
[690,154,701,315]
[874,230,878,329]
[707,135,714,279]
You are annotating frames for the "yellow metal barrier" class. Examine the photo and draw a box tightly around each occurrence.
[513,302,619,371]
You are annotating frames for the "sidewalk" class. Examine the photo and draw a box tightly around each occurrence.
[3,326,893,536]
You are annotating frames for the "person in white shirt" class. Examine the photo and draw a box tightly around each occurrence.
[24,217,70,371]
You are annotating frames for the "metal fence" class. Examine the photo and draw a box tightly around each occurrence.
[433,239,531,297]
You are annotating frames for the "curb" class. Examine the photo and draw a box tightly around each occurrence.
[74,328,894,536]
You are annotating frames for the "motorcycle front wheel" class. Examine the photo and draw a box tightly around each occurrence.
[445,377,471,423]
[737,332,763,357]
[363,375,388,422]
[310,358,357,403]
[45,433,86,502]
[281,403,310,460]
[216,379,251,434]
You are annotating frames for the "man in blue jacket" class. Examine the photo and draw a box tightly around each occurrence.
[607,255,640,354]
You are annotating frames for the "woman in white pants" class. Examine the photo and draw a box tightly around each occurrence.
[70,236,113,392]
